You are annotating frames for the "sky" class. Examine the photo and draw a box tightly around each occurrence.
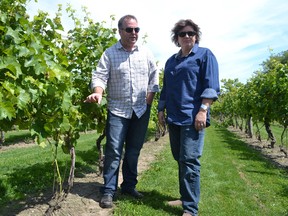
[26,0,288,84]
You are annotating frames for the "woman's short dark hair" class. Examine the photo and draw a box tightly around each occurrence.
[171,19,201,47]
[118,15,138,29]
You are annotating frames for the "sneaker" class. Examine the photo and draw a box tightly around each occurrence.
[121,188,144,199]
[99,194,113,208]
[167,199,182,206]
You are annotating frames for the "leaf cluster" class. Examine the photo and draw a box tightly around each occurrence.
[213,50,288,144]
[0,0,117,151]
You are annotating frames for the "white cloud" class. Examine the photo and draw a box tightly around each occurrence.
[27,0,288,84]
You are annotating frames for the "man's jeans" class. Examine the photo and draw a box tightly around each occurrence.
[101,106,151,196]
[168,124,205,216]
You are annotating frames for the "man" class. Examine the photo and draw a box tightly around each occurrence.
[85,14,159,208]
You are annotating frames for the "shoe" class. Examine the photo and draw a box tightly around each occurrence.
[121,188,144,199]
[182,212,194,216]
[99,194,113,208]
[182,213,193,216]
[167,199,182,206]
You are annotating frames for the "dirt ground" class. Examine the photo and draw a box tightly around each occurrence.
[1,127,287,216]
[228,127,288,169]
[1,134,170,216]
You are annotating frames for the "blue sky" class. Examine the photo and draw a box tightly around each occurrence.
[27,0,288,84]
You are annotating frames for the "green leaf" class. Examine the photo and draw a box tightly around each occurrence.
[0,11,7,22]
[39,141,47,148]
[0,56,22,78]
[60,116,70,132]
[2,81,16,95]
[6,27,21,44]
[24,58,37,67]
[18,46,32,57]
[0,102,16,120]
[17,89,31,109]
[61,92,72,111]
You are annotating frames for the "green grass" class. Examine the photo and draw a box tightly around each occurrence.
[1,125,287,215]
[0,132,100,208]
[114,125,288,216]
[233,121,287,149]
[200,127,287,216]
[0,127,155,211]
[1,129,32,145]
[253,123,286,145]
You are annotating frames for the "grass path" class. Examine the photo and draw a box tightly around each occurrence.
[200,127,287,215]
[114,126,288,216]
[0,125,287,215]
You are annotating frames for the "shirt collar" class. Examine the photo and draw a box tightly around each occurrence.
[175,43,199,59]
[116,40,139,51]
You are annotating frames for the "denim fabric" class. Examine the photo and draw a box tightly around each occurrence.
[157,43,220,126]
[168,124,205,216]
[101,105,151,196]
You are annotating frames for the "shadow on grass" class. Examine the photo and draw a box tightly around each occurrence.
[0,162,55,216]
[116,189,183,215]
[219,128,260,155]
[0,127,156,215]
[215,126,288,199]
[1,131,33,146]
[215,127,286,169]
[75,146,100,175]
[0,146,100,216]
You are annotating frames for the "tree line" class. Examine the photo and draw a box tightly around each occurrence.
[0,0,118,193]
[212,50,288,156]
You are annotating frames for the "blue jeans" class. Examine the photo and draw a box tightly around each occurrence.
[101,106,151,196]
[168,124,205,216]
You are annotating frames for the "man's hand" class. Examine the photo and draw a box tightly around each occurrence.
[84,93,102,104]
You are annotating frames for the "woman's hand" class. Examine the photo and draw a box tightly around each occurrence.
[158,111,166,128]
[195,110,207,131]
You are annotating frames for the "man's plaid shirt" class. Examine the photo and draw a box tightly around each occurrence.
[91,41,159,119]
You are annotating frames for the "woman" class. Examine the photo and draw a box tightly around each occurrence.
[158,19,220,216]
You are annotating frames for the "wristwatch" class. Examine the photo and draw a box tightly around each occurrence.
[200,104,208,111]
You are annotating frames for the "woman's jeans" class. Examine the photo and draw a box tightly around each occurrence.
[168,124,205,216]
[101,107,151,196]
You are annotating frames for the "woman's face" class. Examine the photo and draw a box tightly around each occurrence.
[177,26,196,49]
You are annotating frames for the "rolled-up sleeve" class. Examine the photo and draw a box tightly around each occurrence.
[201,88,219,100]
[201,50,220,101]
[148,69,159,93]
[91,52,109,91]
[147,51,160,93]
[157,72,166,112]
